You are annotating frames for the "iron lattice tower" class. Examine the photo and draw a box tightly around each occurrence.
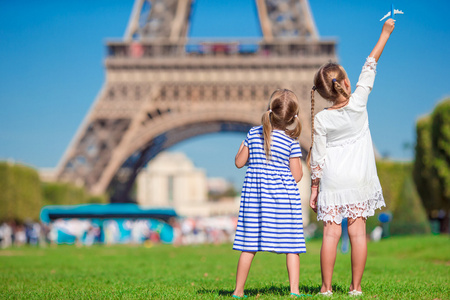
[56,0,336,202]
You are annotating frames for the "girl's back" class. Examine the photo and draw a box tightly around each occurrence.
[246,126,302,171]
[234,128,305,254]
[314,65,374,144]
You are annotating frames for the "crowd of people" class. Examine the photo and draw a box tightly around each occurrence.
[171,216,238,245]
[0,216,238,248]
[0,216,323,248]
[0,221,44,248]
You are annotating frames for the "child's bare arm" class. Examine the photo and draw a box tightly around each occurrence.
[289,157,303,183]
[235,141,249,168]
[369,19,395,61]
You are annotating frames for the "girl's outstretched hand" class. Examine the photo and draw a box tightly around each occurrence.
[309,188,318,213]
[369,18,396,61]
[382,19,395,36]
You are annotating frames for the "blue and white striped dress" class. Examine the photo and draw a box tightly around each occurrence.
[233,126,306,254]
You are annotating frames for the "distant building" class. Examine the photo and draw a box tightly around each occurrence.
[136,152,240,217]
[137,151,207,206]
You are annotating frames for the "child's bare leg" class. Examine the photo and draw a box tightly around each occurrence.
[286,253,300,294]
[233,251,256,297]
[320,221,342,292]
[347,217,367,292]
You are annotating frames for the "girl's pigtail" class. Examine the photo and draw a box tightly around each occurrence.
[286,114,302,140]
[332,79,349,99]
[306,86,316,169]
[262,110,272,160]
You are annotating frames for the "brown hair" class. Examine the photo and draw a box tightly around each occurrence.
[307,63,349,168]
[261,89,302,160]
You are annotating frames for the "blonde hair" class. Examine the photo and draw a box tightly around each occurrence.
[307,63,349,168]
[261,89,302,160]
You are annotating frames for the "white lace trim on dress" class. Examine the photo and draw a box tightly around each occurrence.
[362,56,377,73]
[317,191,385,224]
[310,161,324,180]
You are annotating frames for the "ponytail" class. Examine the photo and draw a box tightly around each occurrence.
[332,78,349,99]
[306,86,316,169]
[313,62,349,102]
[285,114,302,139]
[262,109,272,160]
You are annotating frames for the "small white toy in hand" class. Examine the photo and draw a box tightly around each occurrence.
[380,3,404,21]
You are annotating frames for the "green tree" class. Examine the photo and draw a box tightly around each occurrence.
[0,161,107,223]
[413,98,450,215]
[42,182,107,206]
[0,163,13,221]
[431,99,450,203]
[0,162,43,222]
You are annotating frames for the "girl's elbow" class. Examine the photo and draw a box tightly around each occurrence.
[235,159,245,169]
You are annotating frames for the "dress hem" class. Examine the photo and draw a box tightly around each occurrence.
[317,193,385,225]
[232,247,307,254]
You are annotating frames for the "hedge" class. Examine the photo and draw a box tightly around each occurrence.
[0,162,43,222]
[0,162,106,223]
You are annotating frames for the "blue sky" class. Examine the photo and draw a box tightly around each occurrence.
[0,0,449,188]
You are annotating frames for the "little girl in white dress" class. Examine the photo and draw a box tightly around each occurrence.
[308,19,396,296]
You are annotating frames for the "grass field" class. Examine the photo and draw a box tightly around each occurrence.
[1,235,449,299]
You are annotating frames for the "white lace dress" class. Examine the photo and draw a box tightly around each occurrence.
[310,57,385,224]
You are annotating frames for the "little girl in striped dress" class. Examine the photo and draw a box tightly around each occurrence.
[232,89,306,298]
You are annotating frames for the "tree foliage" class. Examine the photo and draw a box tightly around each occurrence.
[41,182,106,206]
[413,98,450,214]
[0,162,107,223]
[431,99,450,202]
[0,162,43,222]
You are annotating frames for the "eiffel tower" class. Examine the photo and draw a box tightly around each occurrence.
[55,0,336,202]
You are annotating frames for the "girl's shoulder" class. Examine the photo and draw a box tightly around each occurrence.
[313,110,334,132]
[246,126,263,140]
[248,125,263,135]
[314,110,328,123]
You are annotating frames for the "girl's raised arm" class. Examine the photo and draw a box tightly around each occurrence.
[369,19,395,61]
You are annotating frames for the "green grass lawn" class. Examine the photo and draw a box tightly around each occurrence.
[1,235,449,299]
